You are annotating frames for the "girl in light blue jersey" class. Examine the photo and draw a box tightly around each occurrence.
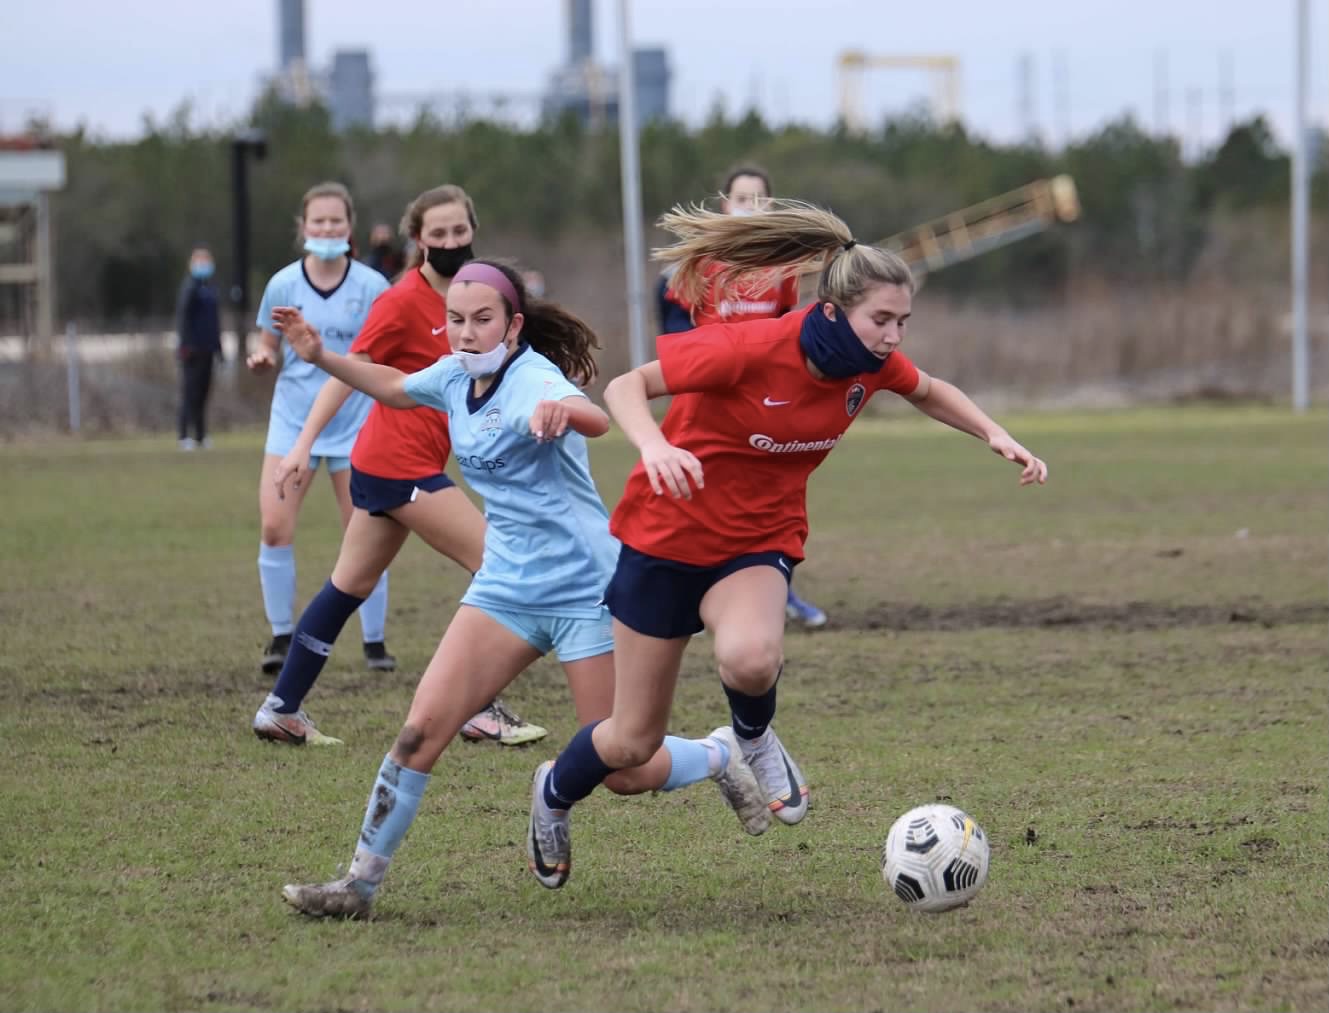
[247,182,394,677]
[272,260,770,918]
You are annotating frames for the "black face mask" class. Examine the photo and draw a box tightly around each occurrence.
[425,243,473,278]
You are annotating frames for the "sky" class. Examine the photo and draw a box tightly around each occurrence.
[3,0,1326,150]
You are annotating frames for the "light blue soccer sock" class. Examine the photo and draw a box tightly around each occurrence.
[346,755,430,897]
[357,570,389,644]
[257,543,296,636]
[660,734,729,791]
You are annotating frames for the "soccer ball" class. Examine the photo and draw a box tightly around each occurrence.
[881,804,990,913]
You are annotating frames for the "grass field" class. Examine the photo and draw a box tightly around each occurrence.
[1,406,1325,1012]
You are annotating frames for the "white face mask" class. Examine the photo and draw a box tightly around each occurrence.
[729,206,757,217]
[455,342,509,378]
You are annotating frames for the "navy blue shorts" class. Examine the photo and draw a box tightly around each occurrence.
[604,543,796,640]
[350,467,455,517]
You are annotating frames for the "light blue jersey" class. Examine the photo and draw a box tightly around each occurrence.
[403,346,618,618]
[257,260,390,458]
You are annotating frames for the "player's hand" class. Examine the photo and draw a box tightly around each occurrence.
[273,446,312,501]
[271,307,323,363]
[529,400,570,442]
[246,344,277,372]
[640,439,704,500]
[988,432,1048,486]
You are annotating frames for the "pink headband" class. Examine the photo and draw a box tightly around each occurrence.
[451,262,522,312]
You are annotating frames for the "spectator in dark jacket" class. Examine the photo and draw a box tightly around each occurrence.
[175,245,223,449]
[365,223,405,281]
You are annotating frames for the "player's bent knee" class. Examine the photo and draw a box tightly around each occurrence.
[596,730,663,771]
[391,723,427,763]
[714,639,783,693]
[259,524,294,547]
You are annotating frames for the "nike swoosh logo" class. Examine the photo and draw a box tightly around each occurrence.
[776,558,790,573]
[431,325,446,335]
[763,397,791,407]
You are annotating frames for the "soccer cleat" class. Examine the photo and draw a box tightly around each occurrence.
[260,633,292,675]
[252,697,344,746]
[738,726,810,825]
[785,588,828,628]
[459,698,548,746]
[281,876,373,919]
[363,641,397,672]
[708,726,772,836]
[527,762,571,889]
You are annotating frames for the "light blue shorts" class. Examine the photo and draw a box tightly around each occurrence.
[263,449,351,473]
[474,604,614,662]
[265,415,352,471]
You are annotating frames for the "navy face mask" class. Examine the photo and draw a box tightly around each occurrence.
[799,304,886,379]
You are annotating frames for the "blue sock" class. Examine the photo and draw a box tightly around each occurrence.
[661,734,728,791]
[543,721,613,811]
[723,667,781,740]
[357,570,389,644]
[257,543,296,636]
[346,755,430,895]
[270,580,364,714]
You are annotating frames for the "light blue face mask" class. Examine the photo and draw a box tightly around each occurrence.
[190,261,215,279]
[303,236,351,261]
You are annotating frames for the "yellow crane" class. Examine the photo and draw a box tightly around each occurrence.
[838,50,962,131]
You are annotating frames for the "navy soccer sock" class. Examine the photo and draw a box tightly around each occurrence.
[269,580,365,714]
[543,721,614,811]
[723,667,781,740]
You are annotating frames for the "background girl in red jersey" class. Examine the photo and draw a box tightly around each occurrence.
[250,185,545,748]
[525,200,1047,889]
[657,163,828,627]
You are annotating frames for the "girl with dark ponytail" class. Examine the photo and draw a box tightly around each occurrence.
[273,259,769,916]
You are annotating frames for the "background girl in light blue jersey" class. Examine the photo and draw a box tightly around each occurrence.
[247,182,394,677]
[271,260,769,918]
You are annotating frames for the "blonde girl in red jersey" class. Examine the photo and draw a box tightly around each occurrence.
[659,163,829,627]
[525,200,1047,889]
[250,185,545,748]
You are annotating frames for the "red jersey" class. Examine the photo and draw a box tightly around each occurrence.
[667,262,801,327]
[610,306,920,566]
[349,268,453,479]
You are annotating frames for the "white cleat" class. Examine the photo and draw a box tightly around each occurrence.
[282,876,373,919]
[252,696,344,746]
[527,761,571,889]
[708,726,772,836]
[739,726,809,825]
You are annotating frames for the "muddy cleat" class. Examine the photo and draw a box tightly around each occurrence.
[739,726,810,825]
[260,633,292,675]
[708,726,772,836]
[460,698,548,746]
[527,762,571,889]
[362,640,397,672]
[252,696,344,746]
[282,876,373,919]
[785,588,828,628]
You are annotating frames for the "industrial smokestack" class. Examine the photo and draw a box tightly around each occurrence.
[567,0,593,65]
[279,0,306,70]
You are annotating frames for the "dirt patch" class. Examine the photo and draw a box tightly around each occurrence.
[826,597,1329,633]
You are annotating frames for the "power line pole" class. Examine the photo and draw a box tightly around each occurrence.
[1017,52,1037,142]
[616,0,649,370]
[1290,0,1310,412]
[1219,50,1235,136]
[1153,49,1170,137]
[1053,49,1071,149]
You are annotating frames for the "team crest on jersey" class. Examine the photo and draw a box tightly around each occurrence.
[345,298,364,316]
[845,382,866,416]
[480,407,502,435]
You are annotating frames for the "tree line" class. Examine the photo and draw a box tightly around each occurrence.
[38,92,1327,329]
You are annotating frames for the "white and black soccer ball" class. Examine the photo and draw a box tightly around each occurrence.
[881,804,990,913]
